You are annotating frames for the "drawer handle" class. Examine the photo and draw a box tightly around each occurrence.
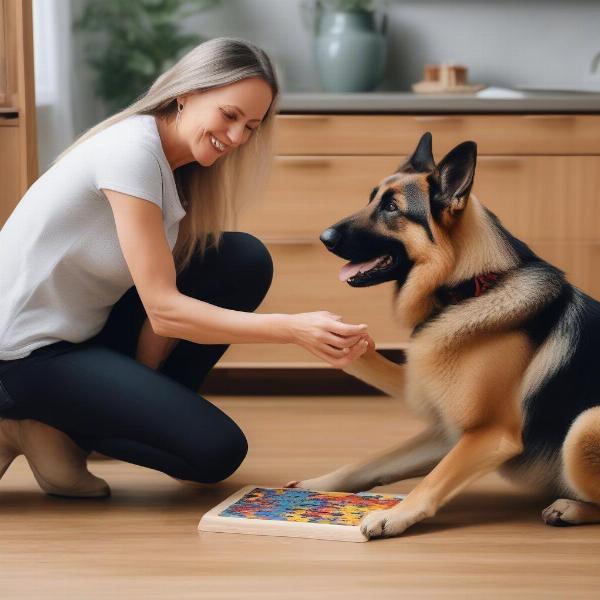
[277,157,332,168]
[278,115,331,122]
[521,115,575,122]
[412,116,462,123]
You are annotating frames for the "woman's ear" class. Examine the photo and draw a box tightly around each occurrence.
[430,141,477,218]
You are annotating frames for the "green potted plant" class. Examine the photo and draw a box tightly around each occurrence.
[74,0,221,114]
[301,0,388,93]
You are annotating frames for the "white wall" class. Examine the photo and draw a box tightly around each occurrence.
[35,0,600,170]
[183,0,600,93]
[32,0,76,172]
[377,0,600,92]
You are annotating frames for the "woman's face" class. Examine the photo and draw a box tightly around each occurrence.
[177,77,273,167]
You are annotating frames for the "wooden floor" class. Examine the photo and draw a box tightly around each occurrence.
[2,395,599,599]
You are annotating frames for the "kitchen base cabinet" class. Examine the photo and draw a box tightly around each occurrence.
[218,114,600,369]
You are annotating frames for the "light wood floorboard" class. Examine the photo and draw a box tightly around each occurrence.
[2,395,599,599]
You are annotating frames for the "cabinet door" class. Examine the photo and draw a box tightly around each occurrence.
[0,0,37,224]
[476,156,600,243]
[528,242,600,300]
[0,122,20,223]
[476,155,600,298]
[0,0,7,105]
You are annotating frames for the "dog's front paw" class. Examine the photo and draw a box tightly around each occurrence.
[284,480,302,488]
[360,508,408,539]
[283,476,341,492]
[360,506,429,539]
[284,479,324,490]
[283,479,323,489]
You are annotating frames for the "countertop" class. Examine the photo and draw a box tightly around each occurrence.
[278,91,600,114]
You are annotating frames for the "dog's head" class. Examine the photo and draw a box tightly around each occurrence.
[320,132,477,287]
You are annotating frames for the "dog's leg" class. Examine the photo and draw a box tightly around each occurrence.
[358,330,532,537]
[359,425,523,538]
[343,348,405,397]
[543,406,600,526]
[288,349,443,492]
[287,426,450,492]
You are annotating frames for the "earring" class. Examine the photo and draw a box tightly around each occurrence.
[176,102,183,127]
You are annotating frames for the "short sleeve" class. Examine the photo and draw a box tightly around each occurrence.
[94,143,164,210]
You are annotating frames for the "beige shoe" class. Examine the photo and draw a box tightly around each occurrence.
[0,418,110,498]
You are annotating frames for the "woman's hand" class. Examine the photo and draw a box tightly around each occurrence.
[284,311,374,368]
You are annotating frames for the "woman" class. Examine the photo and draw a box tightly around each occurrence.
[0,38,372,497]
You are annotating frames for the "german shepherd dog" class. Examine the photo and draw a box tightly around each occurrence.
[288,133,600,539]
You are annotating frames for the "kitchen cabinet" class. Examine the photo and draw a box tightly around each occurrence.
[219,113,600,368]
[0,0,37,225]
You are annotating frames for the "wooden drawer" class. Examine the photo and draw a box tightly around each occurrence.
[530,242,600,300]
[478,156,600,242]
[238,156,398,242]
[275,115,600,156]
[239,155,600,244]
[219,243,405,368]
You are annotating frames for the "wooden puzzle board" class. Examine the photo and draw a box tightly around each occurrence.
[198,485,405,542]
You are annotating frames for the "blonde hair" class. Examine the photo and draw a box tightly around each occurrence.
[55,37,279,273]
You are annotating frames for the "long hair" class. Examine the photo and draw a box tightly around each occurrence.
[55,37,279,273]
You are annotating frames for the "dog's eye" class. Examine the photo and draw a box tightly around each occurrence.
[383,200,399,213]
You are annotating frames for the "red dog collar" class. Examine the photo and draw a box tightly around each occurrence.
[436,272,501,306]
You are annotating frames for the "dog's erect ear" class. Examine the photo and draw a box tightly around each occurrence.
[397,132,435,174]
[430,141,477,217]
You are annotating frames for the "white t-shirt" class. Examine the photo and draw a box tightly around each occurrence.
[0,114,186,359]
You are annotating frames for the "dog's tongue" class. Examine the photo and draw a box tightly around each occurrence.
[339,257,383,282]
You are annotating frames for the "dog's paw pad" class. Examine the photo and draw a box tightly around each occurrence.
[360,510,392,539]
[542,499,579,526]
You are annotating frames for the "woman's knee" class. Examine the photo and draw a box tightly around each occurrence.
[227,232,273,285]
[186,418,249,483]
[176,232,273,314]
[218,232,273,310]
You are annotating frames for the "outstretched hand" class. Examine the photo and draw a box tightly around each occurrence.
[286,311,374,369]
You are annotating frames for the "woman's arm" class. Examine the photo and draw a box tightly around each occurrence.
[105,190,372,367]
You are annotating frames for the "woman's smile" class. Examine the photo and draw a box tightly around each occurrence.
[209,133,227,153]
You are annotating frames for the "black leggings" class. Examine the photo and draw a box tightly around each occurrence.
[0,232,273,483]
